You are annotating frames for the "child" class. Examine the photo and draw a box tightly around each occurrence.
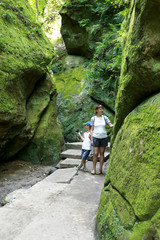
[76,121,91,172]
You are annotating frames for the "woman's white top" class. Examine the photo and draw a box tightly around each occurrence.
[91,115,110,139]
[82,131,91,150]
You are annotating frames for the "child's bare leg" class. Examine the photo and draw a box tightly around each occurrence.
[79,159,86,167]
[82,159,86,167]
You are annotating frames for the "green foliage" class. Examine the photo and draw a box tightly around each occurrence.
[28,0,47,16]
[0,1,44,41]
[0,34,6,51]
[1,10,16,23]
[26,24,43,39]
[49,40,67,73]
[78,18,90,27]
[87,3,129,107]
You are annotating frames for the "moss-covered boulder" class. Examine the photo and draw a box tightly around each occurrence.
[0,0,64,163]
[97,92,160,239]
[59,3,93,58]
[114,0,160,137]
[59,0,110,59]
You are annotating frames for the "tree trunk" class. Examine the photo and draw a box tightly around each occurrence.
[35,0,39,15]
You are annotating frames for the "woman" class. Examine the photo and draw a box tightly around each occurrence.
[90,105,113,175]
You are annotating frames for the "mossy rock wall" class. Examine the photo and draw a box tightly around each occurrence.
[113,0,160,137]
[97,93,160,239]
[17,84,64,165]
[97,0,160,238]
[0,0,64,163]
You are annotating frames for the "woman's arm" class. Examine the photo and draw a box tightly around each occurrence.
[90,125,94,142]
[108,122,114,128]
[91,125,94,133]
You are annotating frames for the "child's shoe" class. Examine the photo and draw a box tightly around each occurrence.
[83,166,89,172]
[77,164,82,170]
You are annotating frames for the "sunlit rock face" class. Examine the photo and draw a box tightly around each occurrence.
[0,0,64,164]
[41,0,65,43]
[97,0,160,239]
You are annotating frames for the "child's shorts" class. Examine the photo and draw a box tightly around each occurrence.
[81,149,90,160]
[93,137,108,147]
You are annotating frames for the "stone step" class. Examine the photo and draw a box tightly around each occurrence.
[60,158,81,168]
[65,142,82,150]
[60,149,110,161]
[65,141,110,151]
[42,168,77,184]
[61,149,82,159]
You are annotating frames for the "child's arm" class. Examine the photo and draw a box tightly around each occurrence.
[76,132,84,141]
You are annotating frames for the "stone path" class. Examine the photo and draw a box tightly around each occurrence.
[0,142,109,240]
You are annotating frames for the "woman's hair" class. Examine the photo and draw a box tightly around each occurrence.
[95,104,103,114]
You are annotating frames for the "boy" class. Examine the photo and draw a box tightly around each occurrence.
[76,121,91,172]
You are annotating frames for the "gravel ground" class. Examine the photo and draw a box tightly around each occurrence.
[0,160,54,207]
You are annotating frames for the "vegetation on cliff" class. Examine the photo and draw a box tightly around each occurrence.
[50,0,129,141]
[1,0,159,238]
[60,0,129,112]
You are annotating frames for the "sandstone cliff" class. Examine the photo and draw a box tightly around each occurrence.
[97,1,160,239]
[0,0,64,164]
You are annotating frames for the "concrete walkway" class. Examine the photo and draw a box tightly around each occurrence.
[0,143,109,240]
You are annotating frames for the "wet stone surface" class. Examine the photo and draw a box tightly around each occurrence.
[0,160,53,207]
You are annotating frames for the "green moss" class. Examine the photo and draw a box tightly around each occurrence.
[53,66,85,96]
[1,198,8,206]
[127,221,151,240]
[0,0,55,161]
[113,0,160,138]
[100,92,160,238]
[52,62,114,142]
[0,1,53,70]
[18,95,64,165]
[97,187,128,240]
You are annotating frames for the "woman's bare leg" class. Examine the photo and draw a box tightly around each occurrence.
[93,147,99,172]
[99,146,105,173]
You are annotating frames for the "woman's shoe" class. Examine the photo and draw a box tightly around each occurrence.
[96,169,102,175]
[91,169,96,175]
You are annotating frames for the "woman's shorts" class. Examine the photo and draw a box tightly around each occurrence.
[81,149,90,160]
[93,137,108,147]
